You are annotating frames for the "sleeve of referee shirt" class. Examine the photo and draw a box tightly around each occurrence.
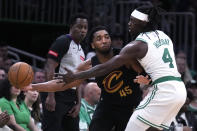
[47,35,71,63]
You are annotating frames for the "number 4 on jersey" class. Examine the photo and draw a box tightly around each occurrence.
[162,48,174,68]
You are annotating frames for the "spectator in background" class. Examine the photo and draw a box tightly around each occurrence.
[0,68,6,80]
[0,79,38,131]
[79,82,101,131]
[0,42,8,60]
[91,17,102,29]
[0,109,10,130]
[24,89,42,131]
[4,59,14,72]
[176,51,193,83]
[0,42,14,71]
[33,69,45,131]
[33,69,46,100]
[78,81,88,101]
[186,80,197,117]
[33,69,46,102]
[33,70,46,84]
[0,57,4,68]
[170,91,197,131]
[111,33,124,49]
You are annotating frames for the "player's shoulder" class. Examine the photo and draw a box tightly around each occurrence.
[49,34,72,53]
[119,40,147,59]
[56,34,71,41]
[125,41,146,50]
[54,34,72,45]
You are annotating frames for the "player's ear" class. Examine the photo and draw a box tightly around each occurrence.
[140,20,148,28]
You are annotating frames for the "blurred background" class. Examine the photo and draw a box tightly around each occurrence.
[0,0,196,72]
[1,1,197,130]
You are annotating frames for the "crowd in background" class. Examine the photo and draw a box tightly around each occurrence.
[0,0,197,131]
[1,30,197,131]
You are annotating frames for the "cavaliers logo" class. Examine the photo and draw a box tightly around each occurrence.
[102,71,124,93]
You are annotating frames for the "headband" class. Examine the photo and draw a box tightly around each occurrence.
[131,9,149,22]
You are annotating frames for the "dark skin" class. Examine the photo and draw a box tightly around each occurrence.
[44,17,88,117]
[57,17,148,83]
[61,41,147,82]
[89,29,143,73]
[57,17,161,131]
[26,29,143,92]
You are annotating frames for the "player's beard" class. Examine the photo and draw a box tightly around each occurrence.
[96,46,112,55]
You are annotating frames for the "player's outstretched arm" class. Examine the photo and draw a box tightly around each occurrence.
[75,55,125,79]
[27,59,92,92]
[30,79,83,92]
[61,41,147,84]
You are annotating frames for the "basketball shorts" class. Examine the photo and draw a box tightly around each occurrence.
[125,79,186,130]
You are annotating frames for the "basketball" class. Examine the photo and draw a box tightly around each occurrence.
[8,62,34,89]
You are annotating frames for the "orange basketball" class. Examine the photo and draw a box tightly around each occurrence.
[8,62,34,89]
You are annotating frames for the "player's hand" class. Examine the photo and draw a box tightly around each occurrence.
[134,75,151,85]
[67,103,81,118]
[45,94,56,112]
[54,67,75,84]
[0,111,10,128]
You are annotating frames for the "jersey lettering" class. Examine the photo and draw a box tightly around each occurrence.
[162,48,174,68]
[102,71,132,97]
[153,39,169,48]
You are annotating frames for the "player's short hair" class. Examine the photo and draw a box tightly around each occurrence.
[88,26,109,44]
[69,13,88,28]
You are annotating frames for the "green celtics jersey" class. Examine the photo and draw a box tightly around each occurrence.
[79,99,96,131]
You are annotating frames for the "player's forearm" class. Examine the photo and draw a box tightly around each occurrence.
[44,67,55,94]
[74,65,107,80]
[74,56,122,80]
[32,80,84,92]
[44,59,58,96]
[32,80,64,92]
